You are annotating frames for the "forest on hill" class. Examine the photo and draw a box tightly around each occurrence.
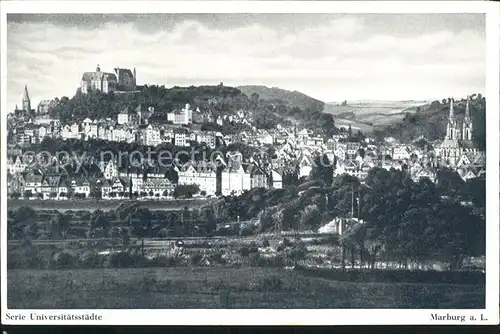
[237,85,325,113]
[374,95,486,150]
[45,84,336,137]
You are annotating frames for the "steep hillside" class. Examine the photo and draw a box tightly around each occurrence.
[47,84,335,137]
[374,97,486,150]
[237,85,325,113]
[49,85,254,123]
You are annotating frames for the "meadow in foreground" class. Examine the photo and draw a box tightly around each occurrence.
[8,267,484,309]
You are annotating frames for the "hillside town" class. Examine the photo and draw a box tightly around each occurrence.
[6,65,486,202]
[4,11,491,314]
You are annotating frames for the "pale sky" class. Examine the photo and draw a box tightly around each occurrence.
[7,13,485,111]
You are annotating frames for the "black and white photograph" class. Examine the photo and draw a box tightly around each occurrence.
[1,0,499,326]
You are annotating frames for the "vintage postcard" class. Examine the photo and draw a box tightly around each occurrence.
[1,0,499,326]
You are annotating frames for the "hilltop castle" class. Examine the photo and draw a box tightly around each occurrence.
[80,64,137,94]
[436,97,481,166]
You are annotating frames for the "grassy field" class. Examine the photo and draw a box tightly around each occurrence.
[8,267,484,309]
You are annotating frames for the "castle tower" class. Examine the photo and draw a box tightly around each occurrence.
[462,96,473,141]
[445,98,456,140]
[22,85,31,112]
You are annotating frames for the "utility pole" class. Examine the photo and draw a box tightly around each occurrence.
[351,183,354,218]
[141,237,145,257]
[357,189,360,220]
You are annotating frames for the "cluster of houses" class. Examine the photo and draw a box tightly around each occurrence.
[7,125,485,202]
[10,88,273,149]
[8,85,486,201]
[7,148,284,200]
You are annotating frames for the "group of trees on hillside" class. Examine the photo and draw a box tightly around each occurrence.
[8,162,485,269]
[49,89,126,123]
[41,83,339,139]
[209,166,485,269]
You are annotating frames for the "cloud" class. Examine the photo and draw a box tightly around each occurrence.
[6,15,485,111]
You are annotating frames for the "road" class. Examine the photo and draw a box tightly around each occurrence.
[7,198,217,212]
[7,232,336,247]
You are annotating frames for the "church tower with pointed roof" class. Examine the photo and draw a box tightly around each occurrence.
[22,85,31,112]
[437,96,481,167]
[445,98,459,140]
[462,96,473,141]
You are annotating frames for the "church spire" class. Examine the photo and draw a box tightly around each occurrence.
[22,85,31,112]
[445,98,456,140]
[464,96,471,121]
[462,96,473,141]
[23,85,30,101]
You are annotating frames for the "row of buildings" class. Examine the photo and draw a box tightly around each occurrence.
[8,150,284,200]
[8,83,486,200]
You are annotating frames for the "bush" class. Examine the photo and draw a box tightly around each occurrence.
[79,251,103,268]
[7,248,46,269]
[282,238,291,247]
[239,244,259,257]
[149,255,180,267]
[238,224,255,236]
[106,251,148,268]
[211,251,226,264]
[52,250,79,269]
[190,253,203,265]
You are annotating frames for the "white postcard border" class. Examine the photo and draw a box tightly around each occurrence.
[0,0,499,326]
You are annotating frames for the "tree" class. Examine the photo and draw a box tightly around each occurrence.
[90,189,102,199]
[173,184,200,199]
[9,206,38,239]
[300,204,322,229]
[310,154,334,186]
[250,92,259,107]
[23,190,33,200]
[50,213,69,239]
[464,176,485,208]
[90,210,110,231]
[436,167,465,197]
[121,228,131,249]
[204,208,218,235]
[10,192,21,199]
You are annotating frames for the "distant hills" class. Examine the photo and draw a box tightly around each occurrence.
[323,100,427,133]
[237,85,325,113]
[374,97,486,150]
